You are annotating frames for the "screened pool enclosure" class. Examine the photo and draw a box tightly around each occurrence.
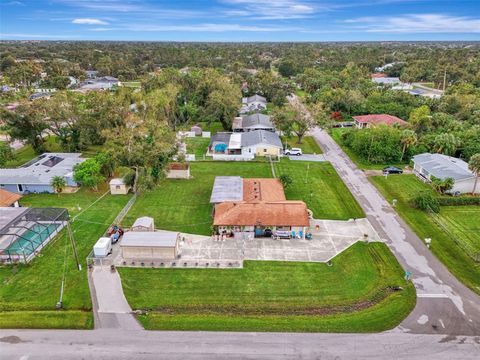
[0,207,69,263]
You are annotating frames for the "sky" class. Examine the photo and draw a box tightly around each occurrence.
[0,0,479,41]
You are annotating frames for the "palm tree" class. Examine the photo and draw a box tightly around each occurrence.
[468,154,480,194]
[400,129,417,161]
[433,133,458,156]
[50,176,67,194]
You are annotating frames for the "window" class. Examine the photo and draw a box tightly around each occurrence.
[17,184,23,192]
[264,148,267,152]
[116,185,121,189]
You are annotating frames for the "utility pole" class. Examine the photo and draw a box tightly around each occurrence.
[67,221,81,271]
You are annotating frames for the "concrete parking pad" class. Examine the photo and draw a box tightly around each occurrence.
[178,218,380,264]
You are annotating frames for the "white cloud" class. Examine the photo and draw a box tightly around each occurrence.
[343,14,480,33]
[72,18,109,25]
[221,0,319,20]
[125,23,300,32]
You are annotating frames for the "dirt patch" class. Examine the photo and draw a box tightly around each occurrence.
[0,335,28,344]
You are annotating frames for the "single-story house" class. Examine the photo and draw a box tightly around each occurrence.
[76,76,119,91]
[208,130,282,157]
[372,77,401,85]
[233,113,275,133]
[353,114,408,129]
[109,178,130,195]
[121,231,179,261]
[166,163,191,179]
[240,94,267,114]
[131,216,155,232]
[0,189,21,207]
[211,176,310,239]
[0,153,86,194]
[412,153,479,194]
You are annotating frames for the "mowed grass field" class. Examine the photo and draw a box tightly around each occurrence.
[0,186,133,329]
[282,135,323,154]
[123,160,364,235]
[120,243,415,332]
[370,175,480,295]
[185,137,210,158]
[119,161,414,332]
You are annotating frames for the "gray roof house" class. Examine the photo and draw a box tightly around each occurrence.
[412,153,478,194]
[77,76,119,91]
[233,113,275,132]
[240,94,267,114]
[0,153,86,194]
[372,77,401,85]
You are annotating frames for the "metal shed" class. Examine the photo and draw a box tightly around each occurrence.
[131,216,155,232]
[121,231,179,260]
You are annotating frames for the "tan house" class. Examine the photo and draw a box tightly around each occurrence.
[210,177,310,239]
[121,231,179,261]
[109,178,130,195]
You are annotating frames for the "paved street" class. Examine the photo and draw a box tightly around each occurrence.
[1,329,479,360]
[310,127,480,335]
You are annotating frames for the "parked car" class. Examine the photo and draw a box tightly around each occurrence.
[383,166,403,174]
[285,148,303,156]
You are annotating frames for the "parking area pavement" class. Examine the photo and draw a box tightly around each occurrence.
[178,218,380,265]
[288,154,326,162]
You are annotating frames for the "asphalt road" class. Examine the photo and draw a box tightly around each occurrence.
[310,127,480,335]
[1,329,479,360]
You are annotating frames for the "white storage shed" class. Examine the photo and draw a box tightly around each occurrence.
[120,231,179,260]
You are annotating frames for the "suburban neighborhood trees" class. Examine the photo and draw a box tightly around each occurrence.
[73,158,105,191]
[468,154,480,194]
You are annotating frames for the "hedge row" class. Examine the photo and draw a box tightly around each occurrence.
[438,197,480,206]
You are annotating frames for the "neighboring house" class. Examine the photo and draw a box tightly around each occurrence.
[76,76,119,91]
[109,178,130,195]
[0,189,22,207]
[208,130,282,157]
[233,113,275,133]
[240,94,267,114]
[0,153,86,194]
[407,88,442,99]
[372,77,401,85]
[412,153,479,194]
[353,114,408,129]
[210,176,310,239]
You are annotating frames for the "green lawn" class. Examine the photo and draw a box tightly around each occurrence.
[185,137,210,158]
[0,185,132,329]
[123,162,272,235]
[282,136,323,154]
[123,160,364,235]
[370,175,480,295]
[275,160,364,220]
[119,242,416,332]
[330,128,407,170]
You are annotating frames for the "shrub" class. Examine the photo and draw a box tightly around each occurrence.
[412,191,440,213]
[438,197,480,206]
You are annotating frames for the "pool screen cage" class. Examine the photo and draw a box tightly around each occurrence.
[0,207,69,264]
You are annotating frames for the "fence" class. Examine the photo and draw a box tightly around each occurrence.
[212,154,255,161]
[428,210,480,262]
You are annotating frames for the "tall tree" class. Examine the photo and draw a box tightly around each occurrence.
[468,154,480,194]
[433,133,459,156]
[400,129,417,161]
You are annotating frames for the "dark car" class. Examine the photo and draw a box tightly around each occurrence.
[383,166,403,174]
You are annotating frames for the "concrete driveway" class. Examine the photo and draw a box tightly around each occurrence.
[177,218,380,265]
[288,154,326,162]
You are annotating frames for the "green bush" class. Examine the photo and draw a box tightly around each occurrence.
[438,196,480,206]
[412,191,440,213]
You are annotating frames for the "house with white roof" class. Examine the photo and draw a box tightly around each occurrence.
[0,153,86,194]
[412,153,479,194]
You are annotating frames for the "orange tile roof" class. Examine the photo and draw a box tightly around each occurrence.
[353,114,408,127]
[214,201,310,227]
[371,73,387,78]
[0,189,22,207]
[243,178,286,202]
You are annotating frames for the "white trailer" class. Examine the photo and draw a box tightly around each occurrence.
[93,237,112,258]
